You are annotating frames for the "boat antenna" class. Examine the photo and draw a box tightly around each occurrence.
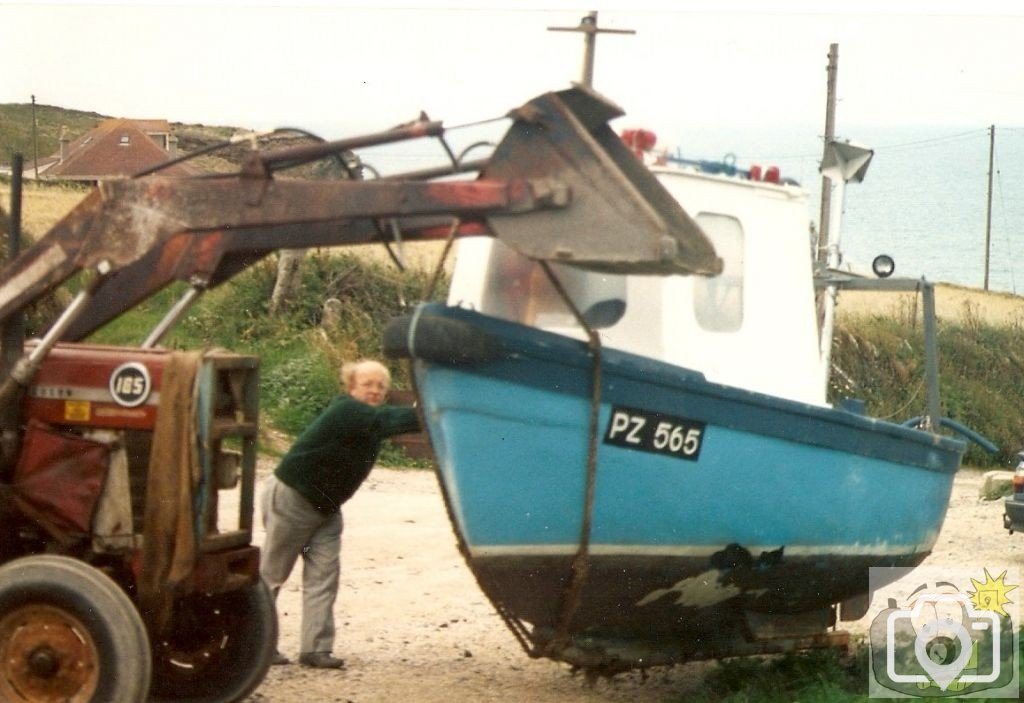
[548,11,635,89]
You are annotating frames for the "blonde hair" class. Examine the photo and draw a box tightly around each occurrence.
[340,358,391,392]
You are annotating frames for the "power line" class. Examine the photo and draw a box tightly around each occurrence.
[736,128,988,163]
[871,129,987,153]
[993,156,1017,294]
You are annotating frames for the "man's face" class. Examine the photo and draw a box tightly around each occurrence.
[349,368,389,406]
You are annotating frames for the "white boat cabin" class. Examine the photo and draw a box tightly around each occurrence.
[448,162,828,407]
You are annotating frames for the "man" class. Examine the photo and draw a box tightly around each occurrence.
[260,359,420,668]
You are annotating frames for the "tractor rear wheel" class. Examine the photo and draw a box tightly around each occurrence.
[149,579,277,703]
[0,555,152,703]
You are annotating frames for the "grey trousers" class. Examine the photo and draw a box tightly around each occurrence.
[259,474,343,655]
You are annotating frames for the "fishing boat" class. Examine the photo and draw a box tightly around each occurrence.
[384,87,968,671]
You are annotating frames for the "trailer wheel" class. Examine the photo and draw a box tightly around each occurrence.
[0,555,152,703]
[149,579,277,703]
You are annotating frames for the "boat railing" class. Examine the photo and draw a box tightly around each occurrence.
[815,272,999,455]
[815,273,942,431]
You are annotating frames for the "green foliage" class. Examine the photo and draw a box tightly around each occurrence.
[260,350,337,436]
[675,634,1024,701]
[681,630,1024,702]
[688,648,868,703]
[88,250,446,465]
[377,440,435,471]
[176,259,281,347]
[82,282,189,346]
[0,103,108,166]
[831,314,1024,467]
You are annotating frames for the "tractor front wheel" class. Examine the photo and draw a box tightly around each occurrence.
[0,555,152,703]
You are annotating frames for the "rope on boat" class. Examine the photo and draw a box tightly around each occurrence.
[424,218,461,301]
[539,261,603,658]
[412,241,604,660]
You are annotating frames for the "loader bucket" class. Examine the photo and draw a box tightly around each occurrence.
[482,85,722,276]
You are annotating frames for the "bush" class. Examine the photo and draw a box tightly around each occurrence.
[689,648,866,703]
[831,315,1024,467]
[88,248,447,464]
[260,349,337,435]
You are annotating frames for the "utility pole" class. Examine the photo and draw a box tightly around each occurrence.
[548,11,635,89]
[984,124,995,291]
[30,95,39,179]
[817,44,839,269]
[3,153,24,369]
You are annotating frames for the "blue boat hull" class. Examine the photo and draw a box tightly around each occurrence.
[386,304,965,667]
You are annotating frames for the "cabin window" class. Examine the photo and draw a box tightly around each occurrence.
[119,135,130,146]
[476,240,625,330]
[693,213,743,332]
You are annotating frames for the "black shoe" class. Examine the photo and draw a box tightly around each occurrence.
[299,652,345,669]
[272,651,290,666]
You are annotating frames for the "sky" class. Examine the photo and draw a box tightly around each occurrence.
[3,1,1024,156]
[2,1,1024,288]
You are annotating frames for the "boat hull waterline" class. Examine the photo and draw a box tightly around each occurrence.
[386,304,965,667]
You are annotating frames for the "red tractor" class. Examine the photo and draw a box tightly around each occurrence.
[0,87,710,701]
[0,343,269,702]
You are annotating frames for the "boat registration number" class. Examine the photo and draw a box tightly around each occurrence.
[604,406,706,461]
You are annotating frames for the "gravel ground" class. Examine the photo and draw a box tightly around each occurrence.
[241,462,1022,703]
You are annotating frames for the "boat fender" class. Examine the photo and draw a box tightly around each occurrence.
[383,311,501,365]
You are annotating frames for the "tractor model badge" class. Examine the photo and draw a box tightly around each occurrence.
[109,362,152,407]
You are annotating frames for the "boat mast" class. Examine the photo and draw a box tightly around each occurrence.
[814,44,841,394]
[815,43,873,398]
[548,11,635,89]
[817,44,839,273]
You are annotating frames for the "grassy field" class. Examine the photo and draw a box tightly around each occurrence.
[0,103,107,167]
[0,178,91,241]
[832,304,1024,467]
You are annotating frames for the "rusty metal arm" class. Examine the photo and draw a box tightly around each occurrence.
[0,175,556,340]
[240,118,444,177]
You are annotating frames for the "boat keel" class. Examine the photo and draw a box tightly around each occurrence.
[469,547,924,671]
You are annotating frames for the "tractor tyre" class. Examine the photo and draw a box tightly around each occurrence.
[149,578,277,703]
[0,554,152,703]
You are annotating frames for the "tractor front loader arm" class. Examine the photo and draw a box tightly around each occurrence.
[12,174,544,341]
[0,85,720,344]
[0,175,546,341]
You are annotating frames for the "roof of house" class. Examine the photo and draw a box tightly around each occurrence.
[42,118,193,181]
[131,119,172,135]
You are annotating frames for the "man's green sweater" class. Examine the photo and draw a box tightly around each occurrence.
[274,395,420,514]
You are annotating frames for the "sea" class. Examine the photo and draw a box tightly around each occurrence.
[685,122,1024,296]
[358,122,1024,295]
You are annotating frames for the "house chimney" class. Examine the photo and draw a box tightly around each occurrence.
[168,134,178,160]
[59,126,69,163]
